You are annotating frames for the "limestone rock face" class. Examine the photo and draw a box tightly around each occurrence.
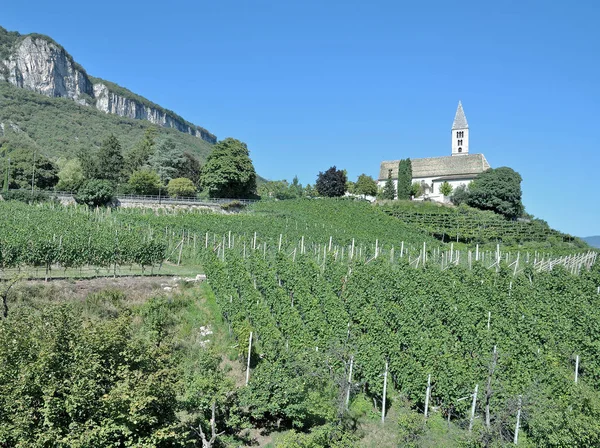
[5,36,93,104]
[2,35,216,143]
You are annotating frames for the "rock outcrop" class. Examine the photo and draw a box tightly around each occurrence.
[1,35,216,143]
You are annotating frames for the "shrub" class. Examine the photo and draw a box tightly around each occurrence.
[2,189,53,203]
[167,177,196,198]
[75,179,114,207]
[128,169,161,195]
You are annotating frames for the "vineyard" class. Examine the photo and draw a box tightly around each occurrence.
[0,202,165,278]
[0,198,599,445]
[379,201,585,250]
[0,199,596,280]
[203,245,600,445]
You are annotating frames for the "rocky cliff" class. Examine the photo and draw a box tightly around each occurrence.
[0,31,216,143]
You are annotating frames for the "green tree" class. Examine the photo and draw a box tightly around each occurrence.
[125,127,157,174]
[440,181,453,196]
[178,151,202,187]
[200,138,257,198]
[381,169,396,200]
[450,184,470,205]
[0,307,181,446]
[56,158,84,192]
[75,179,114,207]
[304,183,317,197]
[96,135,124,182]
[290,176,303,198]
[354,174,378,197]
[258,180,296,200]
[410,181,422,198]
[316,166,347,197]
[4,148,58,190]
[167,177,196,198]
[396,158,412,200]
[467,167,524,219]
[128,169,162,195]
[148,138,187,183]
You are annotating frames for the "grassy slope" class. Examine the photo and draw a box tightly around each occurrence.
[0,81,215,161]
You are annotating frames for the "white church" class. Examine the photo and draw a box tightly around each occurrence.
[378,102,490,202]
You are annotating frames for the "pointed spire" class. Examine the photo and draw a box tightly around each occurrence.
[452,101,469,130]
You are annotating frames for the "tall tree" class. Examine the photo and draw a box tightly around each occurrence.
[177,151,202,187]
[467,167,524,219]
[96,135,124,182]
[315,166,347,197]
[56,158,84,192]
[381,169,396,200]
[5,148,58,190]
[354,173,378,197]
[125,127,157,175]
[200,138,257,198]
[396,158,412,200]
[148,138,187,183]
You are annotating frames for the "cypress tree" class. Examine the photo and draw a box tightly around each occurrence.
[381,169,396,200]
[397,158,412,200]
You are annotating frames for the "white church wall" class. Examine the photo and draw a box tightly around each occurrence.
[377,177,474,202]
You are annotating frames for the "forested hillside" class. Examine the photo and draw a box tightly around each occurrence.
[0,81,214,161]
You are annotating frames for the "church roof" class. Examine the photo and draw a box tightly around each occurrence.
[378,153,490,180]
[452,101,468,130]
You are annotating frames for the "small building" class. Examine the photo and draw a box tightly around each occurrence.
[378,102,490,202]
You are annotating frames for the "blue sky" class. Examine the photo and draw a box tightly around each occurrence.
[2,1,599,236]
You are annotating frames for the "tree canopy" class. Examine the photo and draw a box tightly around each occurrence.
[381,169,396,200]
[315,166,347,197]
[2,148,58,190]
[354,174,378,197]
[396,159,412,200]
[95,135,124,182]
[148,138,187,183]
[200,138,257,198]
[467,167,524,219]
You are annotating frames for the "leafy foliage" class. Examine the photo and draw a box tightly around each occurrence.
[95,134,124,182]
[148,138,187,183]
[316,166,347,197]
[0,148,58,190]
[450,183,469,206]
[128,169,162,195]
[354,173,378,197]
[56,158,85,192]
[467,167,524,219]
[381,169,396,200]
[0,306,180,446]
[167,177,196,198]
[200,138,257,198]
[124,127,157,175]
[396,158,412,200]
[75,179,114,207]
[440,181,453,196]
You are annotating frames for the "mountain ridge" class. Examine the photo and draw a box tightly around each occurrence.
[583,236,600,248]
[0,26,216,143]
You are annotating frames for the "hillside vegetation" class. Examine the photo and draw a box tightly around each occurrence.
[380,200,586,252]
[0,81,214,161]
[0,198,598,446]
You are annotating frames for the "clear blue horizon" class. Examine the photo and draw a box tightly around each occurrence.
[2,1,599,237]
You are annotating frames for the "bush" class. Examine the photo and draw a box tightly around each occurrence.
[167,177,196,198]
[1,189,54,203]
[75,179,114,207]
[128,169,161,195]
[451,184,470,206]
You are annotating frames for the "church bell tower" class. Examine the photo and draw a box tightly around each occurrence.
[451,101,469,156]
